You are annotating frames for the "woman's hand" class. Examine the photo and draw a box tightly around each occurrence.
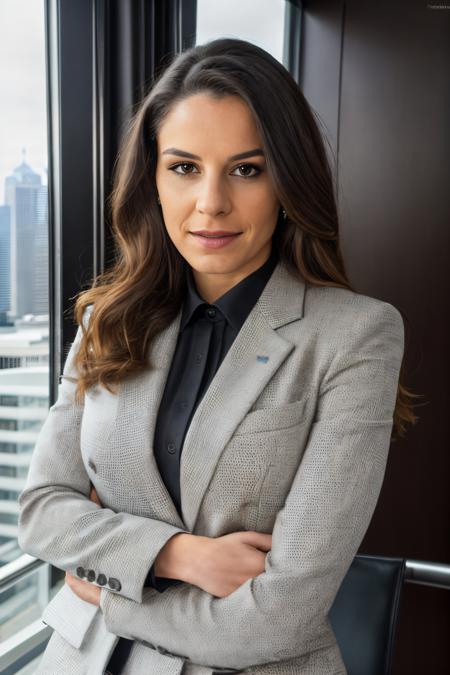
[89,483,103,506]
[64,483,104,606]
[187,530,272,598]
[65,570,101,606]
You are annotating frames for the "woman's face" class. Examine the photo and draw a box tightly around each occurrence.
[155,93,280,301]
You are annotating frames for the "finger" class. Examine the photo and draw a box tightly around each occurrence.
[241,531,272,550]
[89,485,102,506]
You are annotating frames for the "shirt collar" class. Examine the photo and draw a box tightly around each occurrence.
[180,246,279,333]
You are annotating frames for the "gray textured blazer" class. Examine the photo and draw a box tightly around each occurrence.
[17,257,404,675]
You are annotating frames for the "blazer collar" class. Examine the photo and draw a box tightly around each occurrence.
[139,256,306,532]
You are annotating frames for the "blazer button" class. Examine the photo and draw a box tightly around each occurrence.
[87,569,96,582]
[88,459,97,472]
[97,573,107,585]
[76,566,86,578]
[108,577,122,591]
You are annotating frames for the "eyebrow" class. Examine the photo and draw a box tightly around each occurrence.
[161,147,265,161]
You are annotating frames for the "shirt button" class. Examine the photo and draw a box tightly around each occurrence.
[206,307,216,318]
[195,353,203,363]
[167,442,176,454]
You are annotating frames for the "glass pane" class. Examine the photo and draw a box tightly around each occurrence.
[196,0,286,65]
[0,0,50,641]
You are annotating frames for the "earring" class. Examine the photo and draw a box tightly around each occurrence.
[282,208,287,220]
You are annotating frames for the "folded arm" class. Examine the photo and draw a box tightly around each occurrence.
[99,302,405,670]
[17,308,188,604]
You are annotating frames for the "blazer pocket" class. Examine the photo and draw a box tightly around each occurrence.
[233,396,310,436]
[41,582,100,649]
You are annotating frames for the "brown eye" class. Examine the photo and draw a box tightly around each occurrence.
[170,162,198,175]
[233,164,261,178]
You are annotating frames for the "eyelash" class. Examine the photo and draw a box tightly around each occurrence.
[168,162,262,179]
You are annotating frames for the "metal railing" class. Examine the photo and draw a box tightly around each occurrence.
[0,554,45,593]
[404,558,450,590]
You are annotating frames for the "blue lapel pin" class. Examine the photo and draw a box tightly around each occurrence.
[256,355,269,363]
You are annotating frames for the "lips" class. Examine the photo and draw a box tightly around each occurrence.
[191,231,241,237]
[189,231,241,249]
[196,234,236,238]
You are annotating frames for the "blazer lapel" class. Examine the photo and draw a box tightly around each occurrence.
[133,310,186,529]
[179,259,306,532]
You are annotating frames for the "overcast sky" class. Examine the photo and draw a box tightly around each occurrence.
[0,0,47,204]
[0,0,284,206]
[196,0,284,57]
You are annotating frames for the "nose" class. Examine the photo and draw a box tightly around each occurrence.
[195,175,232,217]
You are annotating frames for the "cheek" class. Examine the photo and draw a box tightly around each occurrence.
[162,218,192,260]
[243,188,278,223]
[248,210,279,239]
[164,217,185,243]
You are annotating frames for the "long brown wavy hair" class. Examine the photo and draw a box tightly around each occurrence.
[72,37,420,440]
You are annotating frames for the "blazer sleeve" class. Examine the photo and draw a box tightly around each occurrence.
[99,301,405,670]
[17,306,189,605]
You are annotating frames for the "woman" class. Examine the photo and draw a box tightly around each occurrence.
[18,38,417,675]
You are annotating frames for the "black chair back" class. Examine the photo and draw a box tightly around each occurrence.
[328,554,406,675]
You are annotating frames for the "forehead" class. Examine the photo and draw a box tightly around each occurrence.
[156,94,262,152]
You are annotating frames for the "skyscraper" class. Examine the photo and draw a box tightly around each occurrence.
[4,151,48,319]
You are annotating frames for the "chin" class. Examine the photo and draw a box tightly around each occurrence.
[190,254,245,273]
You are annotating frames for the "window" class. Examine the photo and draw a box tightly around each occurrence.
[0,0,51,652]
[196,0,287,65]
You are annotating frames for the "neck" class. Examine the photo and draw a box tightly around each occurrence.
[192,243,273,304]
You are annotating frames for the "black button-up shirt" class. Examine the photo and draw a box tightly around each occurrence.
[106,245,279,673]
[147,244,278,590]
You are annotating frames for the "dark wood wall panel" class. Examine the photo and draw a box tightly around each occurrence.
[300,1,450,673]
